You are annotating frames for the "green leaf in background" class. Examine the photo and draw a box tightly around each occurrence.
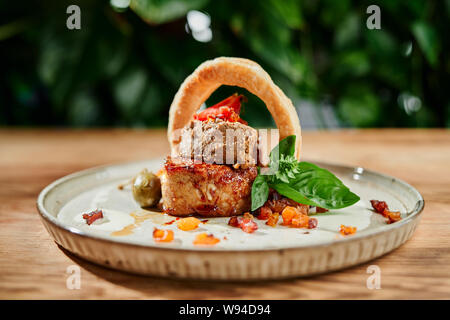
[265,0,303,29]
[412,21,440,67]
[334,50,370,78]
[338,86,381,127]
[113,67,147,119]
[1,0,448,128]
[130,0,209,24]
[68,90,100,127]
[334,13,360,49]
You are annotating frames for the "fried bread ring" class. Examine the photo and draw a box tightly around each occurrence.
[168,57,302,159]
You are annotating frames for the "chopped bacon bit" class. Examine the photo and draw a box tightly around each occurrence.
[316,207,328,213]
[257,206,272,220]
[281,206,317,229]
[386,211,402,224]
[228,213,258,233]
[228,216,240,227]
[339,225,357,236]
[308,218,318,229]
[267,198,309,214]
[177,217,201,231]
[153,228,174,242]
[370,200,389,216]
[82,209,103,225]
[193,233,220,245]
[243,212,255,220]
[370,200,402,223]
[266,212,279,227]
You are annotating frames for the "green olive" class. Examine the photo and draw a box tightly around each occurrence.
[132,169,161,208]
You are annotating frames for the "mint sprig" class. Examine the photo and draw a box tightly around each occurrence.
[251,135,360,211]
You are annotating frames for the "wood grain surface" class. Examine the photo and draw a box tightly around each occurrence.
[0,128,449,299]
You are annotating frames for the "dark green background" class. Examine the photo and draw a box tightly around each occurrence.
[0,0,448,128]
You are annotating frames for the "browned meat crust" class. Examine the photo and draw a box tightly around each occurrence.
[161,158,257,217]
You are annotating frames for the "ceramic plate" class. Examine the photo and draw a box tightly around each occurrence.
[37,159,424,280]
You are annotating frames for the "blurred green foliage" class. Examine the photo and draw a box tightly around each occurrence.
[0,0,448,128]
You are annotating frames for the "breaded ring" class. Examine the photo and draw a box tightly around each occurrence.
[168,57,302,159]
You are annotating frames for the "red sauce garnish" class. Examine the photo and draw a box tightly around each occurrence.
[201,219,209,224]
[164,219,176,225]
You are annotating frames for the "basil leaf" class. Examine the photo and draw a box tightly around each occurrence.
[288,162,360,209]
[269,135,296,167]
[271,183,319,207]
[251,175,269,211]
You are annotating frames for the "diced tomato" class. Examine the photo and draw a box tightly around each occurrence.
[177,217,201,231]
[193,233,220,245]
[281,206,297,225]
[339,225,357,236]
[291,213,309,228]
[209,93,244,113]
[82,209,103,225]
[266,212,279,227]
[193,94,247,123]
[153,228,174,242]
[281,206,317,229]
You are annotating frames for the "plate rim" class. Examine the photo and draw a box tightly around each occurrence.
[36,159,425,254]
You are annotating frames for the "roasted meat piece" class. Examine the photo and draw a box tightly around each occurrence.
[160,158,257,217]
[176,119,258,167]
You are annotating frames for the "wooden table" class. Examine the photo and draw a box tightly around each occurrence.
[0,129,449,299]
